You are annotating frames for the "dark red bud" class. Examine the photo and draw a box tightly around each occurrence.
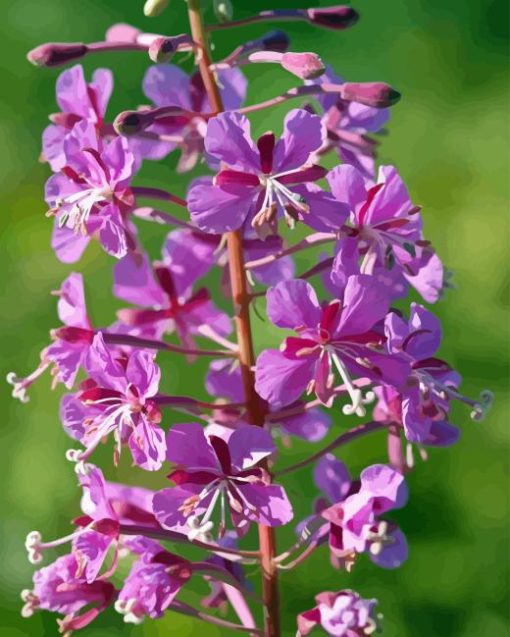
[113,110,152,135]
[340,82,401,108]
[52,326,94,343]
[306,6,360,30]
[27,43,88,67]
[261,30,290,53]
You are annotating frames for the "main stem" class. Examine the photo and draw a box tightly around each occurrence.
[186,2,280,636]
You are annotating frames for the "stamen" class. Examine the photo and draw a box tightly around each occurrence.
[114,599,144,624]
[329,350,375,416]
[366,520,395,556]
[7,364,50,403]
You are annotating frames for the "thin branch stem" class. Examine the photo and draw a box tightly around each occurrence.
[154,393,244,412]
[277,540,320,571]
[207,9,310,32]
[244,233,336,271]
[131,186,187,208]
[274,421,387,477]
[131,206,195,230]
[170,600,263,635]
[101,331,235,358]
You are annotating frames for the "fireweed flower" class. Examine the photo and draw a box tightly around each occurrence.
[187,109,345,235]
[206,358,331,443]
[255,277,409,410]
[114,537,191,624]
[153,422,293,539]
[64,333,165,471]
[382,304,493,441]
[307,66,389,178]
[320,463,409,570]
[7,273,93,402]
[113,248,231,349]
[46,120,137,262]
[43,64,113,171]
[130,63,247,171]
[297,589,381,637]
[327,163,444,302]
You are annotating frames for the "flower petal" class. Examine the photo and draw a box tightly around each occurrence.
[266,279,321,330]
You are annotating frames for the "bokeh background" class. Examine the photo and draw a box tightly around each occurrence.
[1,0,508,635]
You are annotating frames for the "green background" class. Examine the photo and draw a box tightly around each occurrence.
[1,0,508,635]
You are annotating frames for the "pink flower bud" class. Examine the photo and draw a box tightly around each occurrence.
[105,23,141,43]
[306,5,360,30]
[27,43,88,67]
[340,82,401,107]
[148,34,194,63]
[114,110,152,135]
[281,52,325,80]
[260,29,290,53]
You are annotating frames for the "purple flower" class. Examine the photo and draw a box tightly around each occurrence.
[7,273,93,402]
[64,333,165,471]
[308,66,389,178]
[21,553,115,634]
[113,248,231,351]
[131,64,247,171]
[206,358,331,443]
[188,109,346,235]
[327,163,444,303]
[297,589,381,637]
[255,277,409,411]
[46,120,137,262]
[153,422,293,537]
[321,464,409,570]
[115,540,191,623]
[380,304,492,442]
[43,64,113,171]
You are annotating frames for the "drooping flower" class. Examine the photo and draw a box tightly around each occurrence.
[114,537,191,624]
[320,463,409,570]
[307,66,389,178]
[130,64,247,171]
[113,246,231,349]
[297,589,381,637]
[326,164,444,302]
[380,303,492,442]
[255,277,409,411]
[46,120,137,262]
[7,273,93,402]
[43,64,113,171]
[187,109,346,235]
[153,422,293,538]
[20,553,116,634]
[64,333,165,471]
[206,358,331,443]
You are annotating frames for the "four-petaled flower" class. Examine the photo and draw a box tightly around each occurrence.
[153,422,293,538]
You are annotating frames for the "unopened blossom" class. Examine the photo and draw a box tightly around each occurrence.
[129,63,246,171]
[113,247,231,349]
[43,64,113,171]
[382,304,493,441]
[153,422,293,538]
[321,463,409,570]
[7,273,93,402]
[327,164,444,302]
[115,537,191,624]
[64,333,165,471]
[255,277,409,410]
[307,66,389,178]
[20,553,115,634]
[188,109,345,235]
[297,589,380,637]
[46,120,137,262]
[206,358,331,442]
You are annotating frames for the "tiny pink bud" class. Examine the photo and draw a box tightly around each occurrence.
[281,52,325,80]
[105,23,141,43]
[114,110,152,135]
[306,5,360,30]
[340,82,401,108]
[148,34,194,63]
[27,43,88,68]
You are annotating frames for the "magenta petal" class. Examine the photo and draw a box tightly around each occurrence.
[266,279,321,330]
[152,485,205,531]
[125,351,160,397]
[360,464,408,511]
[238,483,294,527]
[404,252,444,303]
[142,64,192,109]
[55,65,90,117]
[278,406,331,442]
[217,68,248,111]
[272,108,325,172]
[327,163,368,212]
[337,274,390,337]
[206,359,244,403]
[370,527,408,569]
[73,530,113,583]
[365,165,412,224]
[129,418,166,471]
[60,393,87,441]
[255,349,316,407]
[90,68,113,117]
[45,340,85,389]
[113,252,166,307]
[165,422,217,469]
[205,112,260,172]
[228,426,276,471]
[314,454,351,504]
[57,272,89,328]
[51,221,91,263]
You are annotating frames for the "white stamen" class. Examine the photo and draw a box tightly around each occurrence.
[114,598,144,624]
[329,350,375,417]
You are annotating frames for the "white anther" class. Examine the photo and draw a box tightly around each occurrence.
[6,372,30,403]
[114,598,144,624]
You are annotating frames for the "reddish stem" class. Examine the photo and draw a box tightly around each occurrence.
[101,331,234,358]
[187,2,280,635]
[131,186,187,208]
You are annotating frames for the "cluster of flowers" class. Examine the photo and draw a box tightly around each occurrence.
[10,2,492,636]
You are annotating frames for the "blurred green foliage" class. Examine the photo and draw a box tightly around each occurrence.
[0,1,508,635]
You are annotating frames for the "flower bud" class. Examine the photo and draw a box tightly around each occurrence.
[143,0,169,17]
[281,52,325,80]
[340,82,401,107]
[27,43,88,68]
[260,29,290,53]
[306,5,359,30]
[105,23,141,43]
[114,110,151,136]
[148,34,194,63]
[214,0,234,23]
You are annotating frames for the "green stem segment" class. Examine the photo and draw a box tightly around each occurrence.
[186,2,280,636]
